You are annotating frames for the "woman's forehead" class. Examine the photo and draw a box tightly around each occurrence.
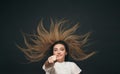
[53,44,65,48]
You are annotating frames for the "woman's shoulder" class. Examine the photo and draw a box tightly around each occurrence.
[65,61,77,65]
[65,61,82,72]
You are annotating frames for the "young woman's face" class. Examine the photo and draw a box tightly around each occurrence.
[53,44,67,62]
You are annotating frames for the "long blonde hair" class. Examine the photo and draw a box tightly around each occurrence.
[17,18,95,62]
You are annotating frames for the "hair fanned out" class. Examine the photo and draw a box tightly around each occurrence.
[17,18,95,62]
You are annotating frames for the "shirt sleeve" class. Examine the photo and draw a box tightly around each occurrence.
[71,62,82,74]
[43,64,52,72]
[42,64,55,74]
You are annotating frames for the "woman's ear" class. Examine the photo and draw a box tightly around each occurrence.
[65,52,67,55]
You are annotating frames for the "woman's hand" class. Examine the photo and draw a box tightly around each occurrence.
[48,55,56,63]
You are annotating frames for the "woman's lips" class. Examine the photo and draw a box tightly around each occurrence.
[56,55,62,58]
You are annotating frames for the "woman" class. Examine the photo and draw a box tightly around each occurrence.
[17,18,95,74]
[43,40,82,74]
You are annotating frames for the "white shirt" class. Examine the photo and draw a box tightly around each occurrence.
[43,61,82,74]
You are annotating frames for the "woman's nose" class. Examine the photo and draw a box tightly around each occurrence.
[57,50,61,54]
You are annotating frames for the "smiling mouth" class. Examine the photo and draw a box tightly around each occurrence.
[56,55,62,57]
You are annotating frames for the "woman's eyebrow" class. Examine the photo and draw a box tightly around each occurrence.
[53,48,57,50]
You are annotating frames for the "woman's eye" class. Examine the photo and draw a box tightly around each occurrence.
[60,48,64,51]
[53,49,57,51]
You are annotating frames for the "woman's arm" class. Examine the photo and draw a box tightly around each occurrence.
[44,60,54,68]
[44,55,56,69]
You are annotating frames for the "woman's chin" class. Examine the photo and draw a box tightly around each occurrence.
[56,58,64,62]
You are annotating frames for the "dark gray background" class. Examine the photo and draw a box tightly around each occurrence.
[1,0,120,74]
